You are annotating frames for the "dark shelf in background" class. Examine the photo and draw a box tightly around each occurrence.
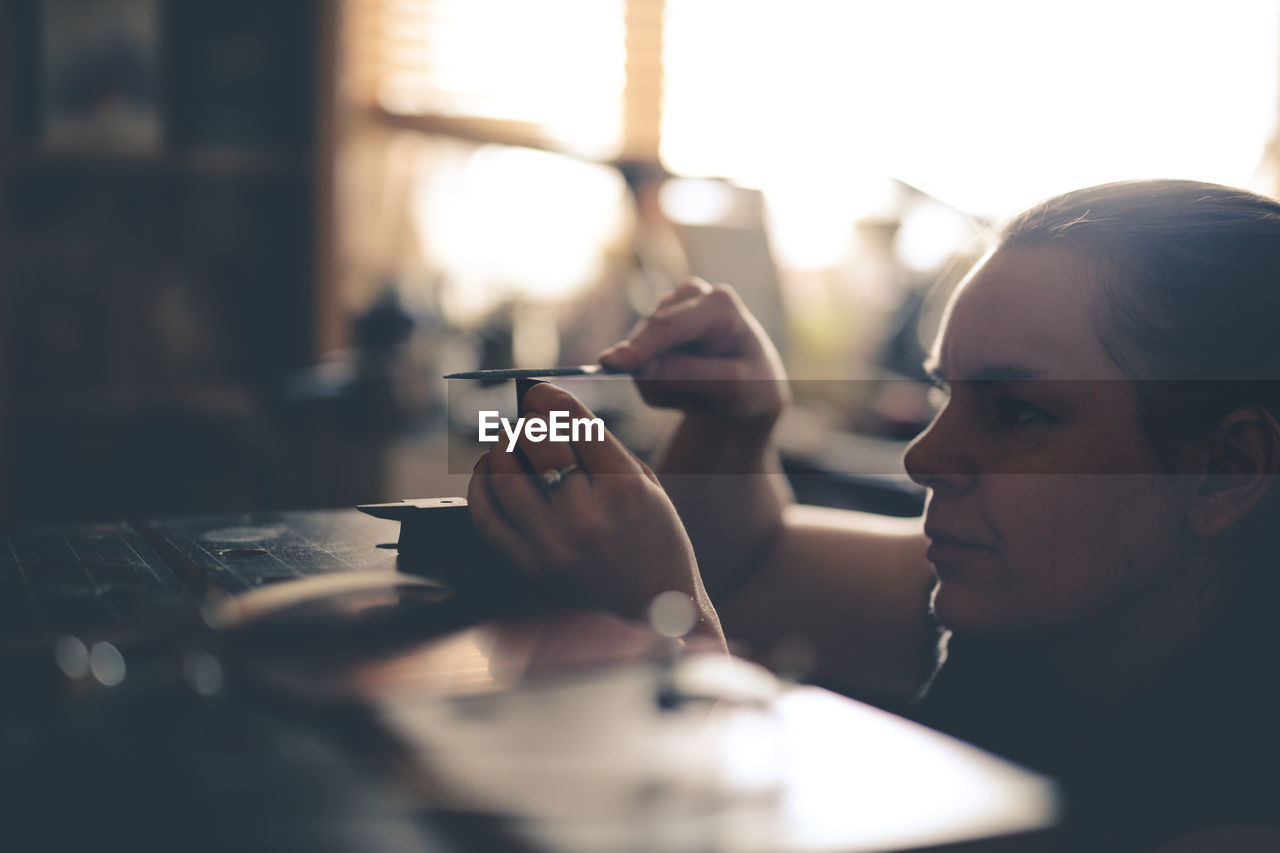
[12,149,311,177]
[0,0,337,522]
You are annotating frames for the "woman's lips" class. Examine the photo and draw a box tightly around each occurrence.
[923,526,989,547]
[923,529,996,569]
[926,539,991,559]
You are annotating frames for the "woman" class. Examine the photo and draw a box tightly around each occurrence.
[467,180,1280,849]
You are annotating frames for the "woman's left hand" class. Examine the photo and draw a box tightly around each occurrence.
[467,383,722,643]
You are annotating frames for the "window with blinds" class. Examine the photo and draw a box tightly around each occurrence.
[343,0,639,160]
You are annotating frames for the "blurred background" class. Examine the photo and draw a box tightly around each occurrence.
[1,0,1278,523]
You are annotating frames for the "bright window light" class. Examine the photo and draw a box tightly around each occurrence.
[663,1,1279,222]
[353,0,627,156]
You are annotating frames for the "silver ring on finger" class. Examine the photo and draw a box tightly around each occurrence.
[540,462,580,489]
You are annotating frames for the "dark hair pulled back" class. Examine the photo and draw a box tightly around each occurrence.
[999,179,1280,548]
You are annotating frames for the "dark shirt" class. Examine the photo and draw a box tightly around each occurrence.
[908,611,1280,850]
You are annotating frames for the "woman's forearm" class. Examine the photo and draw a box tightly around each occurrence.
[657,413,794,595]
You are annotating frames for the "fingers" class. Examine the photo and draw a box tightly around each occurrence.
[527,383,647,479]
[469,382,665,594]
[601,289,744,373]
[484,444,559,539]
[516,384,591,501]
[467,453,540,575]
[632,279,711,339]
[473,381,643,531]
[640,352,745,383]
[468,390,703,624]
[609,278,710,356]
[633,353,750,413]
[656,277,712,310]
[600,279,733,370]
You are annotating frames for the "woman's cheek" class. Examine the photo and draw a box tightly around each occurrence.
[980,477,1113,625]
[997,474,1181,626]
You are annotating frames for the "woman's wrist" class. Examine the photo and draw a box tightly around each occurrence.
[660,410,781,477]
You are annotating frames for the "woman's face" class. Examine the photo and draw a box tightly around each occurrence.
[903,245,1193,635]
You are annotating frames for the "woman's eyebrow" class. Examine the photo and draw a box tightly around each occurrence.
[923,361,1049,383]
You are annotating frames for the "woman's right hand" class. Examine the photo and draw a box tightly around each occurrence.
[599,278,789,425]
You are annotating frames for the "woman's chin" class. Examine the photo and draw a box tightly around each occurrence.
[929,581,1020,634]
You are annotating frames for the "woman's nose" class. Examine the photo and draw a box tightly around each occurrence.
[903,404,977,493]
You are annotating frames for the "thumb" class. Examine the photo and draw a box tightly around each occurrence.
[599,298,727,369]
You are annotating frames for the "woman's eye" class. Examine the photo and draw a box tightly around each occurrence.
[990,396,1049,429]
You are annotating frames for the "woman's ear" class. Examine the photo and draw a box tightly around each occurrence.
[1185,407,1280,538]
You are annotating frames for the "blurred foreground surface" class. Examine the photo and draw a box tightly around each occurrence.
[0,508,1058,852]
